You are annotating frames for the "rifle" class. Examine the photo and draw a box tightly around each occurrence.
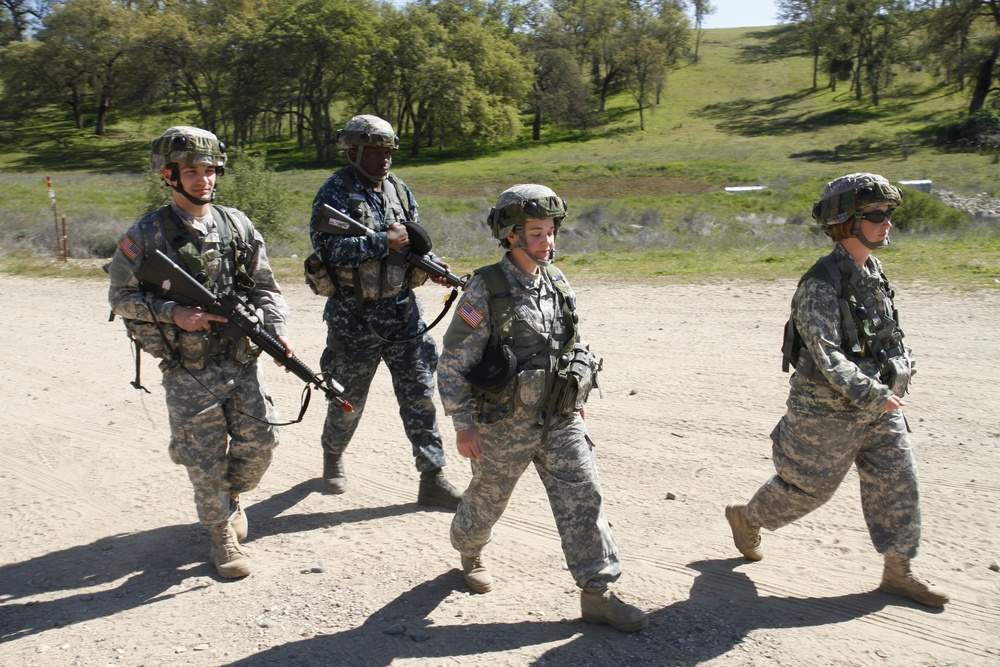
[137,249,352,413]
[316,204,466,288]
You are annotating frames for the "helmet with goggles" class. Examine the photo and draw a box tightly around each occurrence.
[812,172,901,228]
[487,184,568,243]
[150,126,227,175]
[336,115,400,150]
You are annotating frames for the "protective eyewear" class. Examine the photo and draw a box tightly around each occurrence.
[859,208,895,224]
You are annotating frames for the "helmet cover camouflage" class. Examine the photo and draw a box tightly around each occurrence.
[150,126,227,173]
[337,115,400,150]
[812,172,901,227]
[487,184,568,241]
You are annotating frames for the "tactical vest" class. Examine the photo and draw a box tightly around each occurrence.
[124,205,258,369]
[328,167,413,300]
[782,252,909,392]
[474,263,600,440]
[155,204,255,296]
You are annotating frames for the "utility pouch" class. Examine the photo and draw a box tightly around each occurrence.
[304,252,336,297]
[552,343,601,416]
[886,355,911,397]
[465,337,516,393]
[177,331,211,371]
[124,319,176,360]
[232,336,261,365]
[516,368,547,410]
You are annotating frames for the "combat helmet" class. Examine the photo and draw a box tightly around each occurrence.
[812,172,901,249]
[486,184,567,266]
[487,184,567,241]
[337,115,400,183]
[151,126,227,206]
[336,115,400,151]
[150,126,227,174]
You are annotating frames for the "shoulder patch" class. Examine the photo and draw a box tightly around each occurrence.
[457,302,484,328]
[118,236,141,262]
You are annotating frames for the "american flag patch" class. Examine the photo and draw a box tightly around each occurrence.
[118,236,141,262]
[458,302,484,328]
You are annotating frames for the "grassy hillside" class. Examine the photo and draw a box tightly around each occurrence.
[1,26,998,287]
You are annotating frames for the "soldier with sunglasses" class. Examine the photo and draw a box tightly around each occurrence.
[724,172,949,608]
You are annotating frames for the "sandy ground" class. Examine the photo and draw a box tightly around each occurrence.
[0,271,998,667]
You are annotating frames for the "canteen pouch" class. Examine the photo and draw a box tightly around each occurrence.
[304,251,336,297]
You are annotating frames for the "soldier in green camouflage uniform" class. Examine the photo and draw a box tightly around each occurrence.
[725,173,949,607]
[108,127,293,579]
[308,115,462,510]
[438,184,647,632]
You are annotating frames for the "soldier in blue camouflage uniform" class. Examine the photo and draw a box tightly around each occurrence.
[108,126,293,579]
[308,115,461,509]
[725,173,949,607]
[437,184,647,632]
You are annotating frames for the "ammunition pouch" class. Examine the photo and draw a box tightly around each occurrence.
[123,319,177,360]
[231,335,261,365]
[885,353,911,397]
[304,251,336,297]
[177,331,211,371]
[549,343,601,417]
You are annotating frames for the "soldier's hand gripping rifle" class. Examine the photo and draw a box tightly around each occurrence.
[137,249,353,413]
[316,204,466,289]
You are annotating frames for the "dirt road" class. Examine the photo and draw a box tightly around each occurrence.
[1,273,997,666]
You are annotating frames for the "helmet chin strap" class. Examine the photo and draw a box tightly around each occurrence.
[852,214,889,250]
[350,146,388,184]
[509,227,555,267]
[167,168,215,206]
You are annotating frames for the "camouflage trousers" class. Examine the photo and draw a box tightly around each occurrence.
[451,411,621,590]
[319,294,446,472]
[163,357,278,526]
[744,408,921,558]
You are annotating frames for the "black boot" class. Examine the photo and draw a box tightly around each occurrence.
[417,468,462,510]
[323,451,347,495]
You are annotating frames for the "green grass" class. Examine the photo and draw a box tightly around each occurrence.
[1,26,999,289]
[7,231,996,291]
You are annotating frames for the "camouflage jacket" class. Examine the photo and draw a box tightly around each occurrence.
[438,254,574,432]
[108,202,289,342]
[788,243,914,418]
[308,166,431,301]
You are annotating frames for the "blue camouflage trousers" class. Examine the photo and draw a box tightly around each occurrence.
[163,357,278,526]
[451,412,621,590]
[319,293,447,472]
[744,408,921,558]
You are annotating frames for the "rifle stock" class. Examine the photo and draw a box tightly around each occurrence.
[316,204,465,288]
[137,250,352,412]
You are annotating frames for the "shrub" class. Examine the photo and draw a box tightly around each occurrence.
[894,187,970,233]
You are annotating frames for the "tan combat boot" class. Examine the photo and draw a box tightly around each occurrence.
[878,555,949,607]
[323,451,347,494]
[209,521,252,579]
[580,588,648,632]
[725,504,763,561]
[229,493,248,542]
[418,468,463,510]
[461,554,493,593]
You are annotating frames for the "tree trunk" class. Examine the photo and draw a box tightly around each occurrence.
[95,91,111,136]
[812,47,819,90]
[70,85,84,129]
[968,43,999,115]
[533,107,542,141]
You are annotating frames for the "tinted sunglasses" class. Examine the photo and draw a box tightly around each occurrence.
[860,208,895,223]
